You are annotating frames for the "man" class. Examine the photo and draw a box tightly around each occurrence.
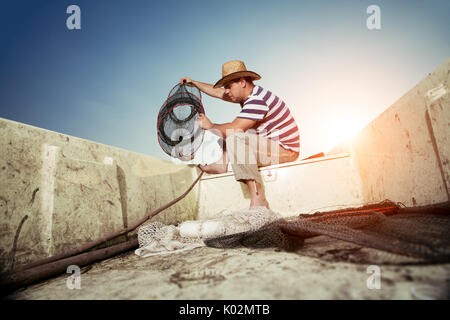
[180,60,300,208]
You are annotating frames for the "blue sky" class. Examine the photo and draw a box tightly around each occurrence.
[1,0,449,160]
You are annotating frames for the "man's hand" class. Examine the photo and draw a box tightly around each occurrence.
[197,113,213,130]
[180,77,195,86]
[196,113,257,138]
[179,77,230,101]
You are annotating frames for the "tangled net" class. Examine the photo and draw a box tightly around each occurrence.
[205,201,450,264]
[135,206,281,257]
[135,200,450,264]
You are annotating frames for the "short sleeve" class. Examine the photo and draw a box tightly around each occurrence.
[237,99,269,121]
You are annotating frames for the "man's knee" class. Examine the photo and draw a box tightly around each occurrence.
[225,131,258,165]
[225,131,247,144]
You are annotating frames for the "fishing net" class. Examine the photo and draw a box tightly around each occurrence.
[134,200,450,264]
[157,83,205,160]
[205,201,450,264]
[135,207,280,257]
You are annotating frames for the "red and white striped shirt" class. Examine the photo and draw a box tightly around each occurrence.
[237,86,300,153]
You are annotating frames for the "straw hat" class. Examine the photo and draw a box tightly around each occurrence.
[213,60,261,88]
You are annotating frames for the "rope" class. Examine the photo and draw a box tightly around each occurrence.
[9,168,204,274]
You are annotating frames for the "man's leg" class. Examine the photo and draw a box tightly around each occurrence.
[226,132,269,209]
[244,179,269,208]
[200,132,297,209]
[256,135,299,167]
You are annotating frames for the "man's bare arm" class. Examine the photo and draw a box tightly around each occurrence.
[179,77,233,102]
[197,114,256,138]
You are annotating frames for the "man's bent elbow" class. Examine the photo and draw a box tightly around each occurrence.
[223,127,246,138]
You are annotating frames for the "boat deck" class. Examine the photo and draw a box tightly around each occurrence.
[7,236,449,300]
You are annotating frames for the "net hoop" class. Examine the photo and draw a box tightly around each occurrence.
[156,83,206,158]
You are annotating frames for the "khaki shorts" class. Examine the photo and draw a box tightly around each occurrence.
[224,131,299,184]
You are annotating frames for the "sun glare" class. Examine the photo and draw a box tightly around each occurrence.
[320,112,367,153]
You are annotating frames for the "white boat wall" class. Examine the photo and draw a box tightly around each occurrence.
[0,58,448,273]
